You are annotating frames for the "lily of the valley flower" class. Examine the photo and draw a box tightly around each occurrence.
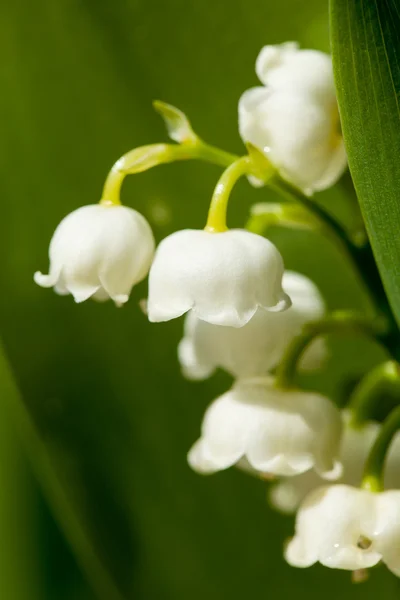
[270,413,400,514]
[286,484,400,576]
[188,378,342,478]
[178,271,326,380]
[147,229,290,327]
[34,204,155,306]
[239,42,347,194]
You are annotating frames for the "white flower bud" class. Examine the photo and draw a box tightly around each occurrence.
[286,484,400,576]
[188,378,342,478]
[34,204,155,306]
[270,413,400,514]
[178,271,326,380]
[239,42,347,194]
[147,229,290,327]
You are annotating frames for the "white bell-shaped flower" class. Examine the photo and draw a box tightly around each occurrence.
[270,413,400,514]
[178,271,326,380]
[34,204,155,306]
[239,42,347,194]
[188,378,342,478]
[147,229,290,327]
[286,484,400,576]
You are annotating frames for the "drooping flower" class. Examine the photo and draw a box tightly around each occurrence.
[178,271,326,380]
[188,377,342,478]
[239,42,347,194]
[147,229,290,327]
[270,413,400,514]
[285,484,400,576]
[34,204,155,306]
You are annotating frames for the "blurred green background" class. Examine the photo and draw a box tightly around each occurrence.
[0,1,399,599]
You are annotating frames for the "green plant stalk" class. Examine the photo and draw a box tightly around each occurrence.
[363,403,400,493]
[275,312,390,390]
[205,156,252,232]
[269,174,398,340]
[348,361,400,427]
[101,140,239,205]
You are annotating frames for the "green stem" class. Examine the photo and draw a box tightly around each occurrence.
[194,140,239,168]
[269,174,355,248]
[100,141,238,206]
[348,361,400,427]
[100,136,399,349]
[205,156,251,232]
[269,174,397,332]
[275,311,389,389]
[101,168,124,206]
[362,403,400,493]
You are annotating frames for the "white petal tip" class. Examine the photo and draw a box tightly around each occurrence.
[181,365,213,382]
[147,305,189,323]
[320,460,343,481]
[187,442,218,475]
[284,537,316,568]
[255,42,299,83]
[147,311,166,323]
[266,293,292,313]
[177,339,215,381]
[71,286,100,304]
[113,294,129,308]
[34,271,56,288]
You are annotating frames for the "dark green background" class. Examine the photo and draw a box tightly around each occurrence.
[0,1,398,598]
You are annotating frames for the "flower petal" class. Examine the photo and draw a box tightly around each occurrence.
[67,282,101,304]
[178,271,324,380]
[177,337,215,381]
[148,229,287,326]
[255,42,299,86]
[187,439,236,473]
[34,271,59,288]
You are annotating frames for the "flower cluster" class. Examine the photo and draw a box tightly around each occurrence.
[35,41,400,583]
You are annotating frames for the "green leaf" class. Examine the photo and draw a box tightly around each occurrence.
[0,355,43,600]
[0,345,127,600]
[330,0,400,327]
[153,101,198,144]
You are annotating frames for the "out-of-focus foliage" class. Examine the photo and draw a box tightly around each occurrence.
[0,350,41,600]
[331,0,400,328]
[0,1,398,599]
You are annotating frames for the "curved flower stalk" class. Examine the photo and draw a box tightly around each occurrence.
[188,377,342,478]
[34,204,155,306]
[178,271,326,380]
[270,412,400,514]
[147,228,290,327]
[285,484,400,575]
[239,42,347,194]
[147,149,291,327]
